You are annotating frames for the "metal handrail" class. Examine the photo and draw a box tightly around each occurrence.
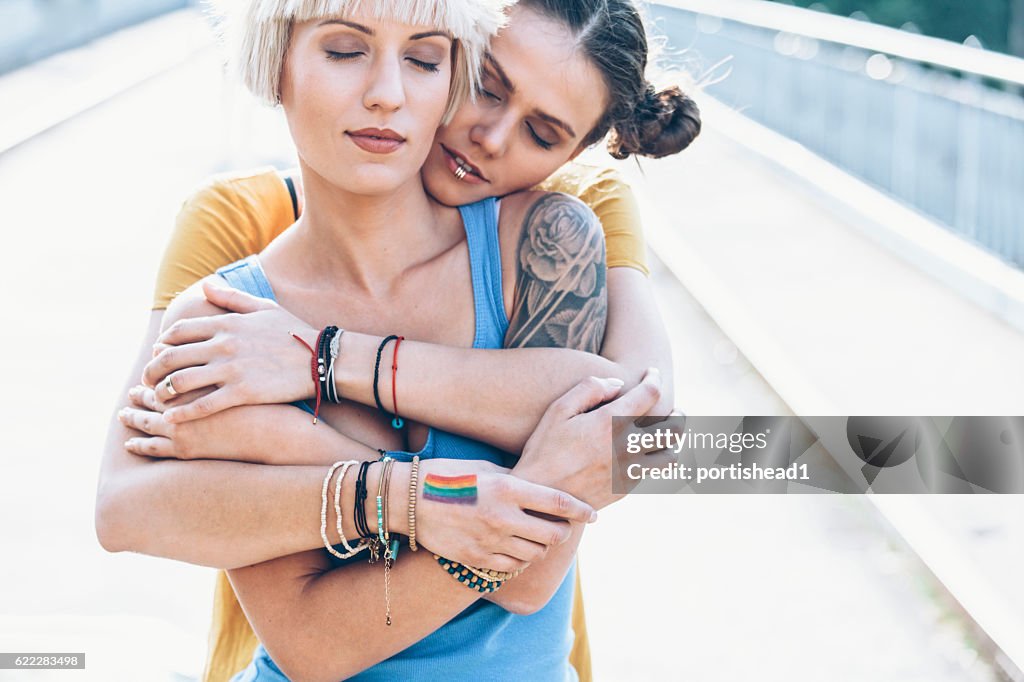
[655,0,1024,86]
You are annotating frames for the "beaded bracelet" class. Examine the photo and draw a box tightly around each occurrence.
[435,555,506,593]
[407,455,420,552]
[333,460,369,557]
[376,456,397,626]
[320,460,367,560]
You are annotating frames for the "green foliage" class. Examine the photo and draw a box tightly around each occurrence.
[769,0,1012,54]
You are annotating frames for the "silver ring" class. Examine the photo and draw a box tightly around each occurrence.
[164,375,178,397]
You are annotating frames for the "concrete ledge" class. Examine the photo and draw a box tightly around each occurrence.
[701,96,1024,335]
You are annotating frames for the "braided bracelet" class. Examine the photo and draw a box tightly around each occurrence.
[325,327,345,404]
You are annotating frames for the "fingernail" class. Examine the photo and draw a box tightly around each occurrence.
[589,511,598,523]
[124,440,134,449]
[605,378,625,388]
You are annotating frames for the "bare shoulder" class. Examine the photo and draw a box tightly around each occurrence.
[499,191,608,352]
[497,190,599,240]
[162,275,230,332]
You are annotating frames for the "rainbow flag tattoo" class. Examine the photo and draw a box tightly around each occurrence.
[423,474,478,505]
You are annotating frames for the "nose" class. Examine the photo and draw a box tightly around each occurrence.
[362,53,405,112]
[469,110,516,158]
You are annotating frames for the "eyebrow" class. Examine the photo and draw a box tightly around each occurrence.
[485,53,577,139]
[534,110,576,139]
[318,19,451,41]
[484,53,516,93]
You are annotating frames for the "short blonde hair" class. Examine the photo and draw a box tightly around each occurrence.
[217,0,510,123]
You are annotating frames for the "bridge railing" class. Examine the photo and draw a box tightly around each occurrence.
[653,0,1024,270]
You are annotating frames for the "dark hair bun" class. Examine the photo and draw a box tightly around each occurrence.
[607,85,701,160]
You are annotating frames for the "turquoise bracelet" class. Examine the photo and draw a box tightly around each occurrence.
[435,555,503,593]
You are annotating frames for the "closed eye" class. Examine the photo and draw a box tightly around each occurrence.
[408,57,440,73]
[476,86,501,103]
[526,122,555,150]
[326,50,362,61]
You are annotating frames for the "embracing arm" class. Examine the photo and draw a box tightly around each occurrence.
[229,547,481,682]
[334,193,677,450]
[153,193,673,452]
[98,308,590,570]
[94,312,353,568]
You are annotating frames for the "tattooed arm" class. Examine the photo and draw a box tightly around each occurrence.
[148,193,664,453]
[336,192,627,453]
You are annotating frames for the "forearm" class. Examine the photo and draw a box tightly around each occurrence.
[600,267,675,413]
[229,549,484,682]
[334,334,626,453]
[483,520,584,614]
[99,413,395,569]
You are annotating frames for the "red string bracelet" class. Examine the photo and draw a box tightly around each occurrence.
[390,336,405,430]
[291,332,322,424]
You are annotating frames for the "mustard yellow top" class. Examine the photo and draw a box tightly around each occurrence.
[153,162,648,309]
[152,162,647,682]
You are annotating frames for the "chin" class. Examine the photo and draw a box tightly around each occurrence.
[422,174,468,207]
[423,166,498,208]
[340,167,419,196]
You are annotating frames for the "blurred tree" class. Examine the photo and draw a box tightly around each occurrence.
[770,0,1015,55]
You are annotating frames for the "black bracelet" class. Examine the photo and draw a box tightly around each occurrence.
[354,460,373,540]
[318,326,339,400]
[372,335,399,415]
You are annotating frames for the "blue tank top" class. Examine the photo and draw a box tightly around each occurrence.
[220,198,578,682]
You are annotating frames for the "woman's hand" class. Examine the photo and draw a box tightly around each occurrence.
[118,385,281,462]
[513,368,679,510]
[143,279,319,423]
[117,384,372,465]
[413,458,597,574]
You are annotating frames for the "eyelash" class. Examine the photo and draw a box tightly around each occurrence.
[477,86,501,102]
[325,51,439,73]
[476,81,554,150]
[325,50,360,62]
[526,123,554,150]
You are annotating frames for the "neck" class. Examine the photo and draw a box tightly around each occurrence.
[280,162,453,295]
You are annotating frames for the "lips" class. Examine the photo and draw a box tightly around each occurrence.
[441,144,488,184]
[347,128,406,154]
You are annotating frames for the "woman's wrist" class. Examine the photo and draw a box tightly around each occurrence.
[384,461,412,537]
[349,460,412,538]
[333,331,382,408]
